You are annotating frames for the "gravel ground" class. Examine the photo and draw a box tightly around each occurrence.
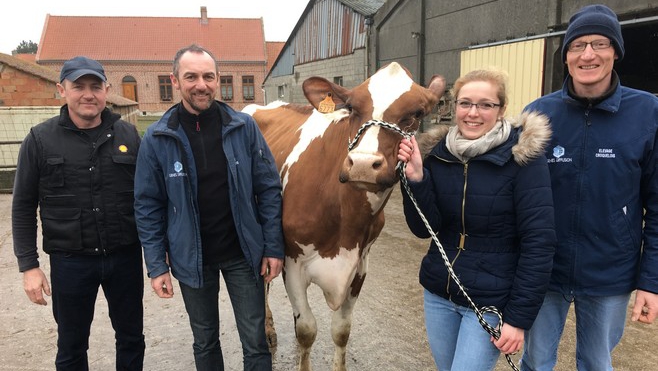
[0,189,656,370]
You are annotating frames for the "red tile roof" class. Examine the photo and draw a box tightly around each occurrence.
[37,15,266,63]
[266,42,285,71]
[13,54,36,63]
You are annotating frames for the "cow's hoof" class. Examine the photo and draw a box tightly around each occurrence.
[266,329,278,349]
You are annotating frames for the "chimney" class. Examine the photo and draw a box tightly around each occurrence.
[200,6,208,24]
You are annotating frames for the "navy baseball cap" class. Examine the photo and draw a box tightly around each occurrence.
[59,56,107,82]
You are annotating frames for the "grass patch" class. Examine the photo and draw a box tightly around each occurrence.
[137,115,161,136]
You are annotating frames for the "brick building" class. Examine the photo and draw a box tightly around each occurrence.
[0,52,137,117]
[0,53,63,107]
[35,6,284,115]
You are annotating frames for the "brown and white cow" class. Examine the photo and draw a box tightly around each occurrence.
[244,62,445,371]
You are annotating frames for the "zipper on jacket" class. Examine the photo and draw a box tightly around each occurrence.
[447,162,469,299]
[459,162,469,250]
[446,248,463,299]
[567,108,592,291]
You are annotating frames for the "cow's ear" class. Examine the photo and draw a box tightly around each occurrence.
[303,77,350,110]
[427,74,447,100]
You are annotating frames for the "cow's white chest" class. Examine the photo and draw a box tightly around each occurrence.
[285,242,365,311]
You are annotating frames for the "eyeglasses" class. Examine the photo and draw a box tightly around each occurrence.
[455,100,501,112]
[567,39,612,53]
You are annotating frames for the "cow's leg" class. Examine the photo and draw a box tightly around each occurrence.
[285,261,317,371]
[264,282,277,348]
[330,253,369,371]
[330,291,357,371]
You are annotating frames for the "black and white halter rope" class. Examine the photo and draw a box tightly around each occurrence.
[347,119,414,151]
[349,119,520,371]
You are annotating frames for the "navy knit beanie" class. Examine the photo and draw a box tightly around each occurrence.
[562,4,624,61]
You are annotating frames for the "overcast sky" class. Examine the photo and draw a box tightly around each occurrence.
[2,0,309,55]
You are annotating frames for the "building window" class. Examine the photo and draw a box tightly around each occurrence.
[221,76,233,101]
[243,76,255,101]
[333,76,343,86]
[159,76,172,101]
[278,85,285,99]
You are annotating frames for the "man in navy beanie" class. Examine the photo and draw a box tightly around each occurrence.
[520,4,658,371]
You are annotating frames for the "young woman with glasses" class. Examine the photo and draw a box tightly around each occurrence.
[397,68,557,370]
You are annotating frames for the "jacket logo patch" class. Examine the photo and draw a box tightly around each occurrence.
[169,161,187,178]
[595,148,616,158]
[118,144,128,153]
[547,145,573,163]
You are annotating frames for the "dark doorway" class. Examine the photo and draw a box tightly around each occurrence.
[617,22,658,95]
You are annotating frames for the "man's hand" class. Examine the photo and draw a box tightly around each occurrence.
[631,289,658,324]
[261,257,283,284]
[23,268,50,305]
[151,272,174,298]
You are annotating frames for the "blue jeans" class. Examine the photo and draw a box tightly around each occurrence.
[520,290,630,371]
[179,256,271,371]
[50,248,145,371]
[424,289,501,371]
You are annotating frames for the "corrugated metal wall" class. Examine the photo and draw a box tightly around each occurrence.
[294,0,367,64]
[460,39,545,117]
[269,0,368,79]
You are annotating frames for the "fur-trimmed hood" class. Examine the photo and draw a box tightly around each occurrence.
[418,111,551,165]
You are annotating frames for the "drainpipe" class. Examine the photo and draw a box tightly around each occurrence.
[365,16,374,77]
[418,0,426,86]
[417,0,426,131]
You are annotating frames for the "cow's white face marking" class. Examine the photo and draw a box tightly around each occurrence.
[352,125,380,155]
[281,109,349,192]
[368,63,414,120]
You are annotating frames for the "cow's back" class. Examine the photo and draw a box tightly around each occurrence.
[250,104,313,168]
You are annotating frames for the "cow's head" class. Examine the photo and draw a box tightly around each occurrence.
[303,62,445,192]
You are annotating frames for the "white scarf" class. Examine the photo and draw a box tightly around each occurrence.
[445,119,512,162]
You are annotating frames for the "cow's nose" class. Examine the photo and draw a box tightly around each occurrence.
[341,152,387,184]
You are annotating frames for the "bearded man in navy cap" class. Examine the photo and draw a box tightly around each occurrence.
[520,5,658,371]
[12,56,145,370]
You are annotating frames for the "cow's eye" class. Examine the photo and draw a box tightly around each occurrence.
[336,103,353,112]
[414,110,424,119]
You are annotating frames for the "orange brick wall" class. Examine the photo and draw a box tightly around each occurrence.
[0,65,64,106]
[41,61,268,114]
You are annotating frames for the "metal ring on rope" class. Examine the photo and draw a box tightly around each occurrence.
[398,161,521,371]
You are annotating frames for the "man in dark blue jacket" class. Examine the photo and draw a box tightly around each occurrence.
[12,56,145,370]
[521,4,658,371]
[134,44,284,371]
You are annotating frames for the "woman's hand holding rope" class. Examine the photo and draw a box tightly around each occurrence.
[398,136,423,182]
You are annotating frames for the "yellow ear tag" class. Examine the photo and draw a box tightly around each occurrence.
[318,93,336,113]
